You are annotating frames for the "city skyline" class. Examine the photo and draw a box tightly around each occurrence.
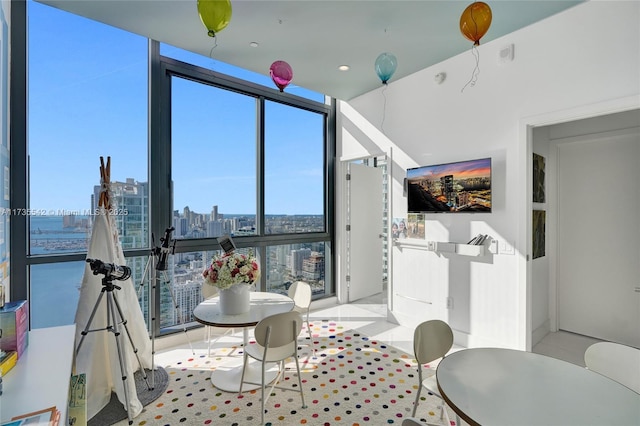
[28,210,327,329]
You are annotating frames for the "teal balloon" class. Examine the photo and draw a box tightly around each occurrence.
[375,53,397,84]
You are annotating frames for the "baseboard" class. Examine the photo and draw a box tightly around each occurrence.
[532,319,551,347]
[390,309,522,349]
[453,330,516,349]
[310,296,339,312]
[155,325,209,352]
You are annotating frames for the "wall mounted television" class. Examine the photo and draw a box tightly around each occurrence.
[407,157,492,213]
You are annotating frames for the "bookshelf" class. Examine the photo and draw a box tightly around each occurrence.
[0,324,76,424]
[394,238,489,257]
[434,241,485,256]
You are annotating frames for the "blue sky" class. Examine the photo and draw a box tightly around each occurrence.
[27,1,324,216]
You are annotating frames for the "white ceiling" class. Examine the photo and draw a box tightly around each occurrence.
[37,0,583,101]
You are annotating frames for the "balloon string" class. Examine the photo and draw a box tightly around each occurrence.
[461,45,480,93]
[381,84,388,134]
[208,35,219,58]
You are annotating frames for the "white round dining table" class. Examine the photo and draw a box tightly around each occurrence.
[436,347,640,426]
[193,291,294,392]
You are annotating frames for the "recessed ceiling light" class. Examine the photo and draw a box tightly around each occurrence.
[338,65,350,71]
[249,42,259,47]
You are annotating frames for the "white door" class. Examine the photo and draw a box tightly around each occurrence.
[557,128,640,347]
[348,162,384,302]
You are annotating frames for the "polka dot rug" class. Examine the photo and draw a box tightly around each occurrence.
[113,320,456,426]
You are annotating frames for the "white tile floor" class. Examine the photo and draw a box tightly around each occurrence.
[309,292,416,355]
[153,292,607,426]
[310,291,603,367]
[173,291,602,368]
[532,329,602,367]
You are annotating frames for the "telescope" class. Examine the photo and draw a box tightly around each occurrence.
[86,258,132,281]
[156,226,175,271]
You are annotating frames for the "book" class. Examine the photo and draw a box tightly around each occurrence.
[467,234,483,245]
[68,373,87,426]
[1,405,60,426]
[468,234,489,245]
[0,300,29,359]
[0,350,17,376]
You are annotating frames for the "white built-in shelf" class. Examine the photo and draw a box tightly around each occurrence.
[0,324,76,423]
[434,241,486,256]
[393,238,431,250]
[394,239,488,257]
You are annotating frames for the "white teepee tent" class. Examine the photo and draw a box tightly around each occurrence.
[74,157,153,420]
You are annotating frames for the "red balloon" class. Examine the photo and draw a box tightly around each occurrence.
[270,60,293,92]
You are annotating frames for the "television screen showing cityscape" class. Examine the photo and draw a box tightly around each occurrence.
[407,158,492,213]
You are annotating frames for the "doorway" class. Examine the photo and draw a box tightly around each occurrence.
[531,109,640,348]
[346,157,387,302]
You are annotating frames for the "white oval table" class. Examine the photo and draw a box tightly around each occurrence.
[193,291,294,392]
[436,347,640,426]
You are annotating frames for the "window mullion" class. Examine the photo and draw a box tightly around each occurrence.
[150,40,172,248]
[256,97,266,290]
[257,97,265,236]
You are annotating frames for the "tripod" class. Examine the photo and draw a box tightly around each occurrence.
[76,274,151,425]
[137,228,194,388]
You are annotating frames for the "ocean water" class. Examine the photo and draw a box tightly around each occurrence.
[30,215,89,255]
[30,261,84,328]
[29,216,89,328]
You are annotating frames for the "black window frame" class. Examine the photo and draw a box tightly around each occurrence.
[12,9,336,336]
[148,45,337,335]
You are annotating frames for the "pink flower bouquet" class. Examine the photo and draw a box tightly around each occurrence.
[202,250,260,290]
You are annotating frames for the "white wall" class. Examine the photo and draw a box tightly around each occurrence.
[338,1,640,349]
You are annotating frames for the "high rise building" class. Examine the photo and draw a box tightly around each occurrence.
[92,178,149,249]
[90,178,184,327]
[207,220,223,238]
[62,214,76,228]
[173,216,188,237]
[275,245,290,269]
[302,251,324,281]
[441,175,454,205]
[266,266,286,294]
[290,248,311,278]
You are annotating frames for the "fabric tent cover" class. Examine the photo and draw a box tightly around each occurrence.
[74,210,153,420]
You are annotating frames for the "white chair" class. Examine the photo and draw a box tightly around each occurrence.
[412,319,459,426]
[239,311,307,425]
[201,283,236,357]
[584,341,640,394]
[288,281,314,351]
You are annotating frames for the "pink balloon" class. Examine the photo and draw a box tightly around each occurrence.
[269,60,293,92]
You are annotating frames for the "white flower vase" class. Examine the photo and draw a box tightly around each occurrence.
[219,284,250,315]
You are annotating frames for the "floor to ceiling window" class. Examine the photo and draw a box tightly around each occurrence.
[170,77,258,238]
[22,1,335,334]
[27,1,148,328]
[156,56,333,328]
